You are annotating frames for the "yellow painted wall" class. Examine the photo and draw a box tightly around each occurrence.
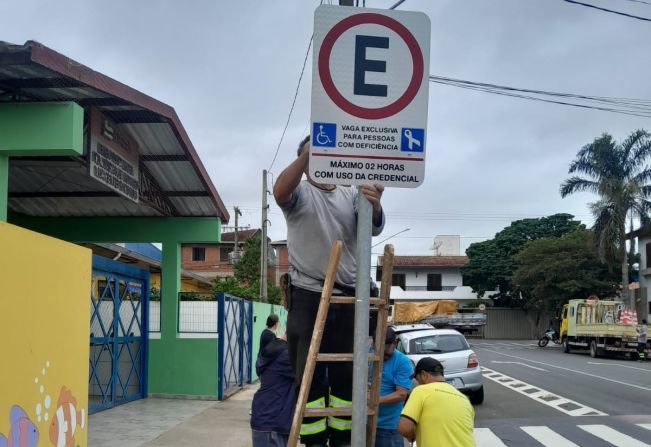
[150,272,210,293]
[0,222,91,447]
[151,273,161,291]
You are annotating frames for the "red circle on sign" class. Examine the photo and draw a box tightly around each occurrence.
[318,13,424,120]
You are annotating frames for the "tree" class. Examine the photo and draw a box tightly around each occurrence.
[462,213,583,305]
[234,236,263,287]
[513,229,619,323]
[560,130,651,307]
[213,235,281,304]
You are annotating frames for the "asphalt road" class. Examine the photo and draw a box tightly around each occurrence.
[464,339,651,446]
[472,339,651,418]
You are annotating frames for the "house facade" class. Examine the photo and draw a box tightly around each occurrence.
[376,235,494,307]
[271,240,290,286]
[182,229,279,285]
[629,228,651,321]
[376,255,489,306]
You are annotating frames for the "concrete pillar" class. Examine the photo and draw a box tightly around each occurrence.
[161,239,181,338]
[0,155,7,222]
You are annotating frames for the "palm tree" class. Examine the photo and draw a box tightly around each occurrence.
[560,130,651,307]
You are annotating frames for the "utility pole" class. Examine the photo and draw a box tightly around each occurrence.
[260,170,269,302]
[233,206,242,260]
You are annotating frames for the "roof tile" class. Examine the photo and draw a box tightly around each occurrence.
[377,255,468,267]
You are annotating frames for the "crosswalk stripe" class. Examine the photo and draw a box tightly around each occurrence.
[521,426,580,447]
[481,367,607,416]
[639,424,651,431]
[474,427,508,447]
[578,424,651,447]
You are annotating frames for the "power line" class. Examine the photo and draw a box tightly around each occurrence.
[238,203,594,220]
[252,210,595,223]
[389,0,407,9]
[615,0,651,5]
[267,35,313,172]
[562,0,651,21]
[429,75,651,117]
[372,227,410,247]
[385,211,594,218]
[269,0,407,174]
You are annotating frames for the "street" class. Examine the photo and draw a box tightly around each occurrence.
[469,339,651,446]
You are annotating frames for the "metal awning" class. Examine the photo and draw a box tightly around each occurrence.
[0,40,229,221]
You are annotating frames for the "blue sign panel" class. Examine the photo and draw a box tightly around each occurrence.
[312,122,337,148]
[400,128,424,152]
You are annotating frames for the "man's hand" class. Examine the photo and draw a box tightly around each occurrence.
[360,183,384,221]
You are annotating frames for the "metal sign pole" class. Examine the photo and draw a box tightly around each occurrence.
[352,188,372,446]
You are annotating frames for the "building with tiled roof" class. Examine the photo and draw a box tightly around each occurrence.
[376,236,494,306]
[182,229,278,284]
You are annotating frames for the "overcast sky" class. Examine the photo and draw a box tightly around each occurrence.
[3,0,651,261]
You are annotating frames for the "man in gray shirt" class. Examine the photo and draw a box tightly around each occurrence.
[273,135,385,447]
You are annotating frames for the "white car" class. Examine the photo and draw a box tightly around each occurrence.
[391,323,435,334]
[394,327,484,404]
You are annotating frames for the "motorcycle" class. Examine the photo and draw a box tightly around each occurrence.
[538,327,561,347]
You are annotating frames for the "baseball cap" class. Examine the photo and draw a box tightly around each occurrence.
[385,327,396,345]
[410,357,444,379]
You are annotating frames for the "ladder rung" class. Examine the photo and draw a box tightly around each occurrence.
[329,296,384,305]
[317,353,381,362]
[304,407,376,417]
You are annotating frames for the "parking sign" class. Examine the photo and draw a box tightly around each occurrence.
[310,5,430,188]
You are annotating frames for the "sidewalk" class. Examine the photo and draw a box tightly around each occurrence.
[89,384,258,447]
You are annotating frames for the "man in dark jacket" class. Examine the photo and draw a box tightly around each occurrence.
[251,335,296,447]
[260,313,280,353]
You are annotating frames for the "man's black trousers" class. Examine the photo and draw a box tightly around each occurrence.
[287,286,354,446]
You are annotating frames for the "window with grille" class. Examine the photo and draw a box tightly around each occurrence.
[192,246,206,262]
[392,273,406,290]
[427,274,442,291]
[220,247,232,262]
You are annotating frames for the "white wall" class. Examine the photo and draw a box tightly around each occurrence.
[394,267,463,288]
[389,286,497,303]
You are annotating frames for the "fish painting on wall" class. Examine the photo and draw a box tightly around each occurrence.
[48,387,85,447]
[0,405,39,447]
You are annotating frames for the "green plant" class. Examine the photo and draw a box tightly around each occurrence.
[149,286,161,301]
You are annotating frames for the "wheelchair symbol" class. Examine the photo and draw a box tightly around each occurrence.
[316,125,332,145]
[312,122,336,148]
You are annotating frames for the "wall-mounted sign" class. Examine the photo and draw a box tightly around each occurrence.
[88,108,139,203]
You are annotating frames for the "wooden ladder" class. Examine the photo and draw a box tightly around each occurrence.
[288,241,395,447]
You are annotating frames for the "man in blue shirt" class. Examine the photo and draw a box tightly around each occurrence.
[375,327,413,447]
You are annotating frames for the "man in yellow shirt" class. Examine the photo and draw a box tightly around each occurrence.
[398,357,475,447]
